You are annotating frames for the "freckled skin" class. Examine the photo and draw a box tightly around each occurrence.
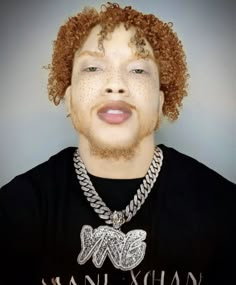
[66,24,163,159]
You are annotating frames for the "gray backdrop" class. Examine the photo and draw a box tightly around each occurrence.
[1,0,235,187]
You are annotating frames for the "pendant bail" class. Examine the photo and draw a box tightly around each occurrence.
[111,211,125,229]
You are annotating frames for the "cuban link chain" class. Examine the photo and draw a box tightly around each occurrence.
[73,145,163,229]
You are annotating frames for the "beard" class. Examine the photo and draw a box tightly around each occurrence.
[86,132,140,160]
[70,109,159,160]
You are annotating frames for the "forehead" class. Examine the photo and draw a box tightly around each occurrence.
[76,23,155,59]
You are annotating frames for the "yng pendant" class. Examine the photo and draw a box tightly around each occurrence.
[77,225,147,271]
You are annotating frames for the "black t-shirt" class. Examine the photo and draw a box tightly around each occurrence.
[0,145,235,285]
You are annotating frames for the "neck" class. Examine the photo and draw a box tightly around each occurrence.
[78,136,156,179]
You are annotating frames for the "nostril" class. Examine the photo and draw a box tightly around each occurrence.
[105,88,126,94]
[105,88,113,93]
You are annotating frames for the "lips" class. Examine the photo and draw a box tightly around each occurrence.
[97,101,133,124]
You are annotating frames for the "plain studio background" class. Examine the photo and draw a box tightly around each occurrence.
[0,0,235,187]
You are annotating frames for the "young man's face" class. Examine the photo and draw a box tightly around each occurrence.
[66,24,163,157]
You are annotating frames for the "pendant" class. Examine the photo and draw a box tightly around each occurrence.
[77,225,147,271]
[110,211,125,229]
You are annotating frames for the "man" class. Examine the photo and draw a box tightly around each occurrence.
[0,3,235,285]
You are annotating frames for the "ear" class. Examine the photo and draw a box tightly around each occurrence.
[158,90,164,117]
[154,90,164,131]
[65,85,72,115]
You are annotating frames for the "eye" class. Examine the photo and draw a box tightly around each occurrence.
[83,66,100,72]
[132,69,146,74]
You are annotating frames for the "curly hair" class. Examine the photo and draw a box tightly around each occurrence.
[47,2,188,121]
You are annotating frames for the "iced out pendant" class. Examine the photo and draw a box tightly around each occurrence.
[77,225,147,271]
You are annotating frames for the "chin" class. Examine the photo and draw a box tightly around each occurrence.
[95,128,139,145]
[86,130,141,160]
[91,136,139,151]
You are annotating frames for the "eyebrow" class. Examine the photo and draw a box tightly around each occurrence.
[75,50,156,63]
[75,50,104,59]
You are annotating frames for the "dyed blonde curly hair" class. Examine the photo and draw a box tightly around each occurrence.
[48,2,188,121]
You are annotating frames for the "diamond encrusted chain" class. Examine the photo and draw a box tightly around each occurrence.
[73,145,163,229]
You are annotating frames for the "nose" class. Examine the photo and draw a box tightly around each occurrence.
[103,72,128,96]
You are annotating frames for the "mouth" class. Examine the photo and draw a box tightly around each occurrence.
[97,101,133,124]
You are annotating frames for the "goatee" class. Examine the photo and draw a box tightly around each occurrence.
[89,142,140,160]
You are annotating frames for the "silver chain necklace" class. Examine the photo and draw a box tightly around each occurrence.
[73,146,163,271]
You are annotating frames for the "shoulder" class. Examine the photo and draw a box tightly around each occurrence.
[0,147,77,233]
[0,147,76,194]
[158,144,236,238]
[159,144,235,189]
[158,144,235,212]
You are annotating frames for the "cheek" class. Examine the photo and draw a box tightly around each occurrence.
[72,77,102,106]
[130,79,159,112]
